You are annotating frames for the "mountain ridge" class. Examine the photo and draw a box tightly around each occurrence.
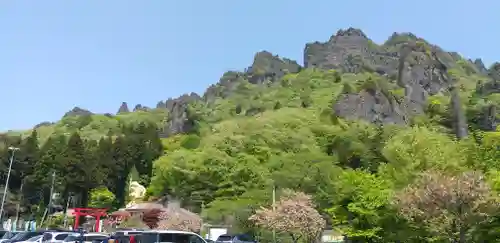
[2,27,499,140]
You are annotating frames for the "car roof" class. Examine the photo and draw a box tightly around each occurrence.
[142,230,199,235]
[66,233,107,236]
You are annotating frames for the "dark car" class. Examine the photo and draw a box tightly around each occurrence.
[0,232,20,242]
[215,234,255,243]
[5,231,45,243]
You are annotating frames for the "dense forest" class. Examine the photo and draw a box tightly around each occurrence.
[2,28,500,241]
[0,123,162,219]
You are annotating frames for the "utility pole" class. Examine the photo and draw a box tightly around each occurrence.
[0,147,20,224]
[42,171,56,227]
[63,195,71,229]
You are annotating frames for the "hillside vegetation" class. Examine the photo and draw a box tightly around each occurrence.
[2,28,500,242]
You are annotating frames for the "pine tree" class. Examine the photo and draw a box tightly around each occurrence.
[96,137,114,189]
[17,130,41,207]
[35,135,67,207]
[130,123,163,187]
[63,132,88,205]
[110,135,133,207]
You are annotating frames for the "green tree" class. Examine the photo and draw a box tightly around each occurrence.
[88,186,115,208]
[110,135,133,207]
[62,132,90,206]
[34,135,67,206]
[15,130,41,208]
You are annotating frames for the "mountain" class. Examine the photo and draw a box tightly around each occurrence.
[2,27,500,241]
[3,27,498,142]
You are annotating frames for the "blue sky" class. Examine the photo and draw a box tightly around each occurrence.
[0,0,498,131]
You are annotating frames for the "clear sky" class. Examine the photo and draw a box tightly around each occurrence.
[0,0,498,131]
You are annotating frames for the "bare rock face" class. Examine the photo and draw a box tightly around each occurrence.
[472,63,500,131]
[476,64,500,96]
[246,51,301,84]
[334,89,408,125]
[304,28,386,73]
[117,102,130,114]
[156,100,166,109]
[159,93,201,138]
[323,29,457,126]
[133,104,150,112]
[472,58,488,74]
[63,107,93,118]
[474,105,497,131]
[203,51,301,103]
[488,62,500,81]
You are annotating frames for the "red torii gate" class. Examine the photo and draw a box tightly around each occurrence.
[72,208,108,232]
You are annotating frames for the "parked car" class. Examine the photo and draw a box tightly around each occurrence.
[136,230,206,243]
[17,235,43,243]
[42,231,74,243]
[215,234,255,243]
[62,233,108,243]
[0,232,9,239]
[0,232,18,243]
[110,231,143,237]
[4,232,46,243]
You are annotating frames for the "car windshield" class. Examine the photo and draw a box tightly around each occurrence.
[63,235,79,242]
[64,235,107,242]
[26,235,42,242]
[1,232,17,240]
[216,235,233,241]
[11,232,42,241]
[137,233,201,243]
[10,233,29,241]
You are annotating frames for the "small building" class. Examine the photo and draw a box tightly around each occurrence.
[109,196,202,233]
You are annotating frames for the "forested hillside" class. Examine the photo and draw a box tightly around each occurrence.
[2,27,500,241]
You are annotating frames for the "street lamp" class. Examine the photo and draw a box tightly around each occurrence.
[0,146,20,224]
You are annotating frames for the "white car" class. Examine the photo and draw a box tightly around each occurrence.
[62,233,108,243]
[42,232,74,243]
[138,230,207,243]
[17,235,43,243]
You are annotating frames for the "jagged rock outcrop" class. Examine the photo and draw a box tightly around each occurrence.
[449,85,468,139]
[326,29,459,125]
[156,100,166,109]
[476,63,500,95]
[334,88,408,125]
[472,58,488,74]
[204,71,245,102]
[133,104,150,112]
[488,62,500,81]
[117,102,130,114]
[476,105,497,131]
[63,107,93,118]
[203,51,301,102]
[304,28,381,73]
[34,121,54,129]
[159,93,201,138]
[476,80,500,96]
[246,51,301,84]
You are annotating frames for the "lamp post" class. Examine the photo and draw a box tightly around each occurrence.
[0,146,20,224]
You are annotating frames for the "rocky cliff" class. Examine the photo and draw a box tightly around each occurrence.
[119,27,499,138]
